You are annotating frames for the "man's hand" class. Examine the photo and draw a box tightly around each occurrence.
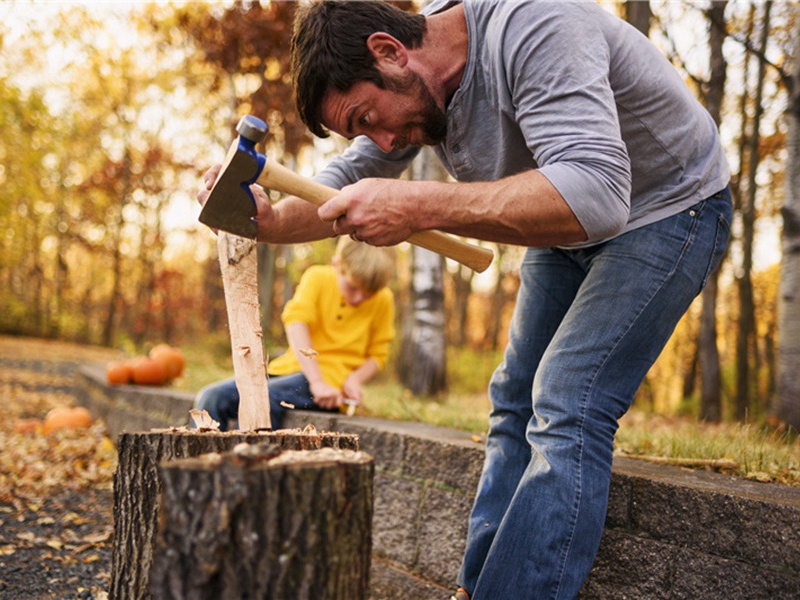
[318,178,421,246]
[310,380,343,410]
[197,165,274,240]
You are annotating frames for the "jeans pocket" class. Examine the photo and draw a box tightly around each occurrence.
[699,191,732,290]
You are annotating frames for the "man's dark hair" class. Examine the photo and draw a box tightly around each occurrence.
[290,0,427,138]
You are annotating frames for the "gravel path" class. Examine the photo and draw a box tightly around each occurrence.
[0,337,120,599]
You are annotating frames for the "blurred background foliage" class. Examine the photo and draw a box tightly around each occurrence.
[0,0,798,433]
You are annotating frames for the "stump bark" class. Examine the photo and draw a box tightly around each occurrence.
[110,428,359,600]
[149,447,374,599]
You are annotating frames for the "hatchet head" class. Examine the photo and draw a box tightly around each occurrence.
[198,115,269,239]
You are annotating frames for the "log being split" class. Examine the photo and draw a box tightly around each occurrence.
[150,446,374,600]
[218,232,271,430]
[110,427,358,600]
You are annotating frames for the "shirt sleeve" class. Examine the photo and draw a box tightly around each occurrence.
[366,288,396,369]
[503,2,632,240]
[280,266,323,328]
[313,136,421,190]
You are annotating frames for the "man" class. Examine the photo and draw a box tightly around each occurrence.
[199,1,731,597]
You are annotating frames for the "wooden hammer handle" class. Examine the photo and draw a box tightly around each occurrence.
[256,157,493,273]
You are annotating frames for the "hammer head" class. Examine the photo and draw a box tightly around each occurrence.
[198,116,269,239]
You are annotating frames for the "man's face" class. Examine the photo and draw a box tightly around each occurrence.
[320,70,447,152]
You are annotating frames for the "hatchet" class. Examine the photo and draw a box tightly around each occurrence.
[199,115,494,273]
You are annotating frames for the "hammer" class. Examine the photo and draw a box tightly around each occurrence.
[199,116,494,273]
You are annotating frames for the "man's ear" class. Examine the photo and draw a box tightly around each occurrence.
[366,32,408,68]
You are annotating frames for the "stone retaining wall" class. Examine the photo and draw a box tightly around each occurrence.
[76,365,800,599]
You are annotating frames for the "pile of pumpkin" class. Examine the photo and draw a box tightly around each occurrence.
[106,343,186,387]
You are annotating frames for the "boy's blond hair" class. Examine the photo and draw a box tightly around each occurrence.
[333,237,395,294]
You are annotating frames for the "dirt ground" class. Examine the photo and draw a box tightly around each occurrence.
[0,336,121,599]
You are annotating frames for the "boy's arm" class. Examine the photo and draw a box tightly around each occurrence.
[342,358,381,402]
[284,321,343,409]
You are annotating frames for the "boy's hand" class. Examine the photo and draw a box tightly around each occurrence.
[310,380,343,409]
[342,376,363,403]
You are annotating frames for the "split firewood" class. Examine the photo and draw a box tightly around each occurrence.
[217,232,271,431]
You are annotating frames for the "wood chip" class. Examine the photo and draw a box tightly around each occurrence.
[298,348,318,358]
[189,409,220,431]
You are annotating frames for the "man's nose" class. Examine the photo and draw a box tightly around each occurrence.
[371,129,396,153]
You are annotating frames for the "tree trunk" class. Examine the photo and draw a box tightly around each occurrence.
[736,1,772,420]
[624,0,652,37]
[257,243,277,349]
[486,245,508,351]
[450,266,473,347]
[110,428,359,600]
[699,0,729,422]
[776,14,800,428]
[397,147,448,395]
[150,446,373,600]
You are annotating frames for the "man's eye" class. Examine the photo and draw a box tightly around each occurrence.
[358,114,370,128]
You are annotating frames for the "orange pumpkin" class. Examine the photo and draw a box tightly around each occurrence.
[106,360,133,385]
[43,407,93,435]
[130,356,169,386]
[149,344,185,381]
[13,418,42,434]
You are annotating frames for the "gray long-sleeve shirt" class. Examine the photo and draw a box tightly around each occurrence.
[313,0,730,248]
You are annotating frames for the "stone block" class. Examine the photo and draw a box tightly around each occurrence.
[372,472,425,566]
[415,485,473,584]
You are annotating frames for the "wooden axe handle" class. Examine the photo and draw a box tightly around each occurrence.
[256,157,494,273]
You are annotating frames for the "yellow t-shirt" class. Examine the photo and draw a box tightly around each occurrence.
[267,265,395,389]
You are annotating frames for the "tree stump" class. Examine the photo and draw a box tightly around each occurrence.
[149,447,374,599]
[110,427,358,600]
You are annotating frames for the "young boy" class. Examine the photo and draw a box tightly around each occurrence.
[195,236,396,430]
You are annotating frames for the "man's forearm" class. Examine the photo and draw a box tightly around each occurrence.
[415,170,588,247]
[258,195,334,244]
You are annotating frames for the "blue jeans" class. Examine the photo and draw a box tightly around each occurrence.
[195,372,337,430]
[459,188,732,599]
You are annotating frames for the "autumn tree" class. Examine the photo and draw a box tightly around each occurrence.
[777,10,800,428]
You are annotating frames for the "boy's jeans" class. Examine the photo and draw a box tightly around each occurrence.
[460,188,732,599]
[195,372,336,430]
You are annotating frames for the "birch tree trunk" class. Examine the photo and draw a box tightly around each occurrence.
[218,232,271,430]
[776,15,800,428]
[397,147,447,395]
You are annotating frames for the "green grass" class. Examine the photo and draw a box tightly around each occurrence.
[175,337,800,486]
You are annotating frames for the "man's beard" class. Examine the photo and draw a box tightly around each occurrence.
[383,71,447,148]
